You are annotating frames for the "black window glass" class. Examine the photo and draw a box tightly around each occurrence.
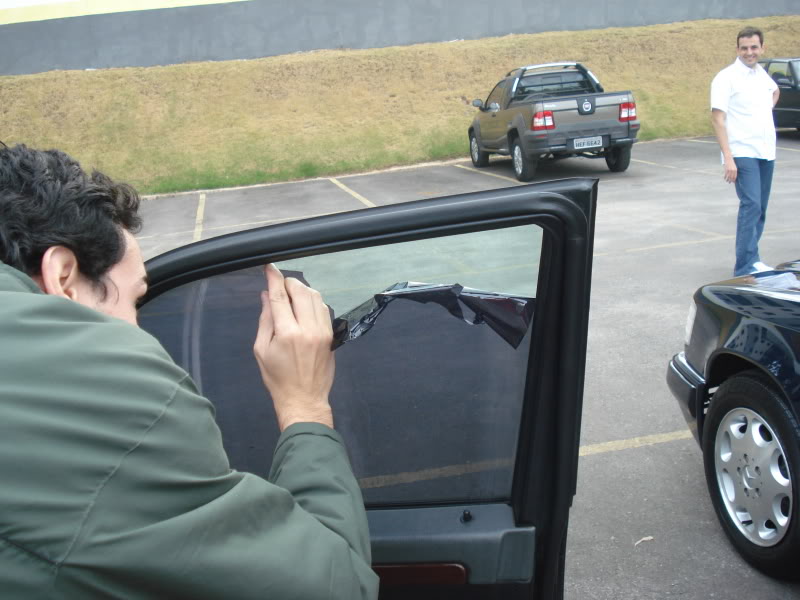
[139,224,542,506]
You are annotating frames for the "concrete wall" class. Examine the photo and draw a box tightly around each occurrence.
[1,0,796,76]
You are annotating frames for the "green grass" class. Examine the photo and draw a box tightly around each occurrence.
[1,16,798,194]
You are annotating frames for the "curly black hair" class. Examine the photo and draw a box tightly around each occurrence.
[0,143,142,292]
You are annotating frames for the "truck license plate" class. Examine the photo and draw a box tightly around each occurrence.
[573,136,603,150]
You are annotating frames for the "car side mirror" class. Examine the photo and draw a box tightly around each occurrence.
[472,99,484,109]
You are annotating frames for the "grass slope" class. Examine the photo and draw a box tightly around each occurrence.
[1,16,799,194]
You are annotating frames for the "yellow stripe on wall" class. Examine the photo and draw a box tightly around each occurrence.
[0,0,254,26]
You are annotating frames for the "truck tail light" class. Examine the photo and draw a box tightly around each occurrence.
[619,102,637,122]
[532,111,555,131]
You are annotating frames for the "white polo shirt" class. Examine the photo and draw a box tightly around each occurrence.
[710,58,777,160]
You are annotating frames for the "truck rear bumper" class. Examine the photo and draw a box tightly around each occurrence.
[523,135,636,156]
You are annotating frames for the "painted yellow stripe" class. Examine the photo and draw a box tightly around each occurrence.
[687,138,800,153]
[631,158,716,175]
[625,236,730,253]
[0,0,253,26]
[329,177,376,208]
[192,192,206,242]
[579,429,692,457]
[358,429,693,489]
[454,163,521,184]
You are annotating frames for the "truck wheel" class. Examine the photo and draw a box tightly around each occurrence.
[512,139,537,182]
[702,371,800,580]
[605,145,631,172]
[469,133,490,168]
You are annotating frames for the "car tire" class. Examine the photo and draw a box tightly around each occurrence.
[511,139,537,182]
[702,370,800,580]
[469,132,490,168]
[604,145,631,172]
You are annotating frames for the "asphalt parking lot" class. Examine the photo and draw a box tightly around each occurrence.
[137,132,800,599]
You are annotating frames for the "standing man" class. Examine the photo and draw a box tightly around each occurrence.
[0,143,379,599]
[711,26,780,277]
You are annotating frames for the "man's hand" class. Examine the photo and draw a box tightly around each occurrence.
[254,264,335,431]
[723,156,737,184]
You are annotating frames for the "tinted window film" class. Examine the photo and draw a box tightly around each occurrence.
[139,224,542,506]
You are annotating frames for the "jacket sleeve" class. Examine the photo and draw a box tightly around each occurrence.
[54,378,380,600]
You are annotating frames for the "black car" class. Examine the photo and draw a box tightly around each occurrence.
[667,265,800,580]
[137,179,597,599]
[760,58,800,129]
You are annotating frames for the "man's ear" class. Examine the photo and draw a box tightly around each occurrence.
[37,246,85,301]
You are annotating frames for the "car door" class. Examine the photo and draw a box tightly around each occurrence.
[479,80,510,149]
[766,60,800,128]
[137,178,597,600]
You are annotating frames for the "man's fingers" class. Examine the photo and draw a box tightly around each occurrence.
[315,297,334,335]
[255,290,275,349]
[265,264,296,331]
[283,276,319,325]
[264,263,332,334]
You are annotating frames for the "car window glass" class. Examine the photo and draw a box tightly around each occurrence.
[518,71,592,96]
[139,224,542,507]
[485,80,506,107]
[767,61,792,84]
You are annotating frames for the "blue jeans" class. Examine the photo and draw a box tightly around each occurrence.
[733,157,774,276]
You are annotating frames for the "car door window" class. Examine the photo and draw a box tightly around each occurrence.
[140,225,541,506]
[485,80,506,107]
[767,61,792,84]
[137,180,596,597]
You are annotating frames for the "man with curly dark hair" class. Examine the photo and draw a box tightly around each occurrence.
[0,143,378,599]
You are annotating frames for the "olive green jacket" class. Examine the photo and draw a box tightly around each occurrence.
[0,263,379,599]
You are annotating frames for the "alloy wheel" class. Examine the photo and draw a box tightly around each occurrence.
[713,407,793,547]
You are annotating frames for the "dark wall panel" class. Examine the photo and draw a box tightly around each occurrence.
[1,0,796,76]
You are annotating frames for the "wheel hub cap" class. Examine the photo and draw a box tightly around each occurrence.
[513,146,522,174]
[714,407,793,547]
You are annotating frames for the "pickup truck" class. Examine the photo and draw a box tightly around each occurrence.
[469,62,640,181]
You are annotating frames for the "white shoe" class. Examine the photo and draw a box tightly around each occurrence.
[751,261,773,273]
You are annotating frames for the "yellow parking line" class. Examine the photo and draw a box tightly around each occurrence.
[621,226,800,254]
[686,137,800,153]
[201,211,342,233]
[330,178,376,208]
[579,429,692,457]
[625,236,730,253]
[631,158,715,175]
[359,458,513,490]
[358,429,693,489]
[659,222,723,237]
[193,192,206,242]
[454,163,521,184]
[632,158,680,169]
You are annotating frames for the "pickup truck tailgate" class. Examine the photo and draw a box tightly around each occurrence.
[540,93,635,146]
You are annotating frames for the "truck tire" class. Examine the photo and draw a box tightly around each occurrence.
[512,139,537,182]
[605,145,631,172]
[469,132,490,168]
